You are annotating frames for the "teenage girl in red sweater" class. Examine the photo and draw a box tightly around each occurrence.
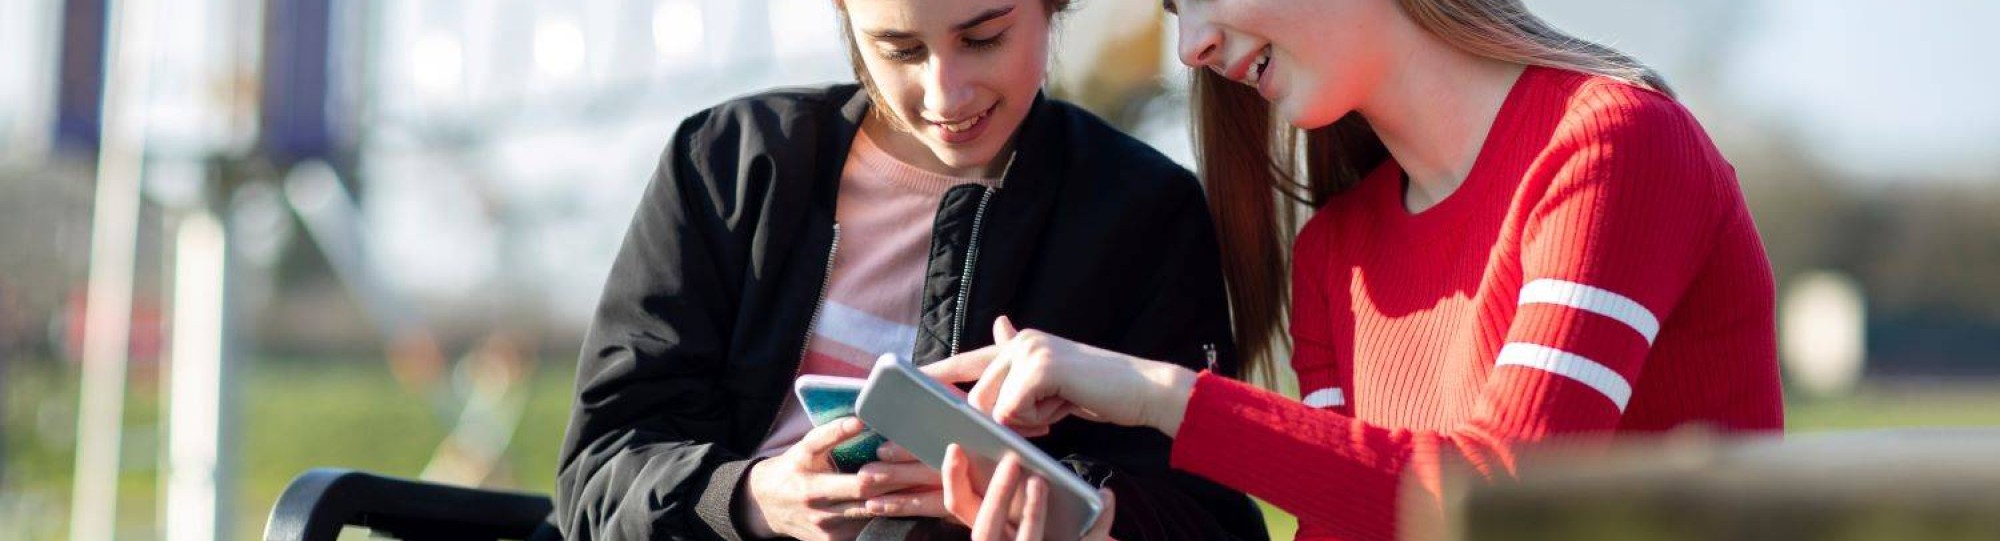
[905,0,1785,539]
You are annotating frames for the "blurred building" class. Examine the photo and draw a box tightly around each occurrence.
[2,1,1999,540]
[0,0,1995,384]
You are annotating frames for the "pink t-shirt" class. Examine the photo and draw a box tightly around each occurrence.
[756,129,1000,457]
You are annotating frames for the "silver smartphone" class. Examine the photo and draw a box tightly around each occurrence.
[854,353,1105,540]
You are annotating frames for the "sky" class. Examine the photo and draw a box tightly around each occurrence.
[1723,0,2000,181]
[1534,0,2000,182]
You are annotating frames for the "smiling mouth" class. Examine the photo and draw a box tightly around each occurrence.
[933,105,993,133]
[1244,45,1272,87]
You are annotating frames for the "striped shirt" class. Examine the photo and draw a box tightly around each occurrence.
[756,128,1000,457]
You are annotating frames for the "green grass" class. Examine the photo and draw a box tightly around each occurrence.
[1785,383,2000,432]
[1,357,577,540]
[6,358,2000,540]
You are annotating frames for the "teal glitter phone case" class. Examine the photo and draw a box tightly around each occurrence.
[796,382,885,473]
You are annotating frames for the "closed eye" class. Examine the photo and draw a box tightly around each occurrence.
[964,30,1007,51]
[882,45,926,62]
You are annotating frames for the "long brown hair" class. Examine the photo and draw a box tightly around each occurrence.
[1197,0,1671,387]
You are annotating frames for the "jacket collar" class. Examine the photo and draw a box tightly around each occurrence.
[829,86,1065,200]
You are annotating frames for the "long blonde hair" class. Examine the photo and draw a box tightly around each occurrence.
[1199,0,1672,387]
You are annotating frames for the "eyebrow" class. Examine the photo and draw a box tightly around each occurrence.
[953,6,1015,32]
[862,5,1017,39]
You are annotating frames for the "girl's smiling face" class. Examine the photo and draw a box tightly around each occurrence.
[1167,0,1400,129]
[842,0,1053,176]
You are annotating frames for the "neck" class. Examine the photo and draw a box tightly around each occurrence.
[1355,35,1524,213]
[860,113,1011,179]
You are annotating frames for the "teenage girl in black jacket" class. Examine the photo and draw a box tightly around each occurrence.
[555,0,1265,539]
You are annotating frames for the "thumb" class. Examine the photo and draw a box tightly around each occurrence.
[1086,488,1117,540]
[941,444,981,526]
[795,416,864,459]
[993,315,1018,343]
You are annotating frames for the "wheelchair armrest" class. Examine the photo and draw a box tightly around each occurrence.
[263,468,555,541]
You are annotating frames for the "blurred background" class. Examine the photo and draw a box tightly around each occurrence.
[2,0,1997,539]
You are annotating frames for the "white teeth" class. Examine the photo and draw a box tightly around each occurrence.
[940,111,985,133]
[1248,48,1271,86]
[1248,48,1264,85]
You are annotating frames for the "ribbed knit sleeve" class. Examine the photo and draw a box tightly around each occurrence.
[1169,73,1770,541]
[1288,210,1350,415]
[1494,88,1729,433]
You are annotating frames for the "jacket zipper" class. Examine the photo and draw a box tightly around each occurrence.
[949,188,997,357]
[801,224,842,365]
[759,223,839,446]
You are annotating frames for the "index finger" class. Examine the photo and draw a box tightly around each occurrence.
[923,344,1001,384]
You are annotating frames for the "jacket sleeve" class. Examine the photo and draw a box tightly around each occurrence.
[555,109,761,541]
[1050,171,1270,541]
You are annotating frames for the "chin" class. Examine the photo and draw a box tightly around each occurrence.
[928,145,1000,171]
[1283,108,1331,130]
[1283,92,1352,131]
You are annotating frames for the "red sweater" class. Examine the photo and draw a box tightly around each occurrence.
[1169,66,1783,540]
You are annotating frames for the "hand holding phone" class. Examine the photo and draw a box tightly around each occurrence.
[855,354,1105,539]
[793,375,886,473]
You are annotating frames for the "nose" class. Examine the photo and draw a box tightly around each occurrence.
[923,55,978,120]
[1175,15,1222,70]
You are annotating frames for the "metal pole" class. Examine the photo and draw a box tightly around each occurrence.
[70,0,158,538]
[165,210,230,541]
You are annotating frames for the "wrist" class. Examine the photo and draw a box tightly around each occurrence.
[735,460,779,539]
[1140,361,1197,437]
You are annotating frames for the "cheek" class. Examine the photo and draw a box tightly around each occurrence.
[1001,41,1049,92]
[986,48,1047,143]
[1270,8,1389,127]
[862,58,926,120]
[989,18,1052,96]
[1282,53,1361,129]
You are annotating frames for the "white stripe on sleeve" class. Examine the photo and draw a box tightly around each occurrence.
[1495,343,1633,410]
[1301,387,1346,409]
[1518,279,1660,344]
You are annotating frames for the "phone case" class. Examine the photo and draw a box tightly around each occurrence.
[794,376,885,473]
